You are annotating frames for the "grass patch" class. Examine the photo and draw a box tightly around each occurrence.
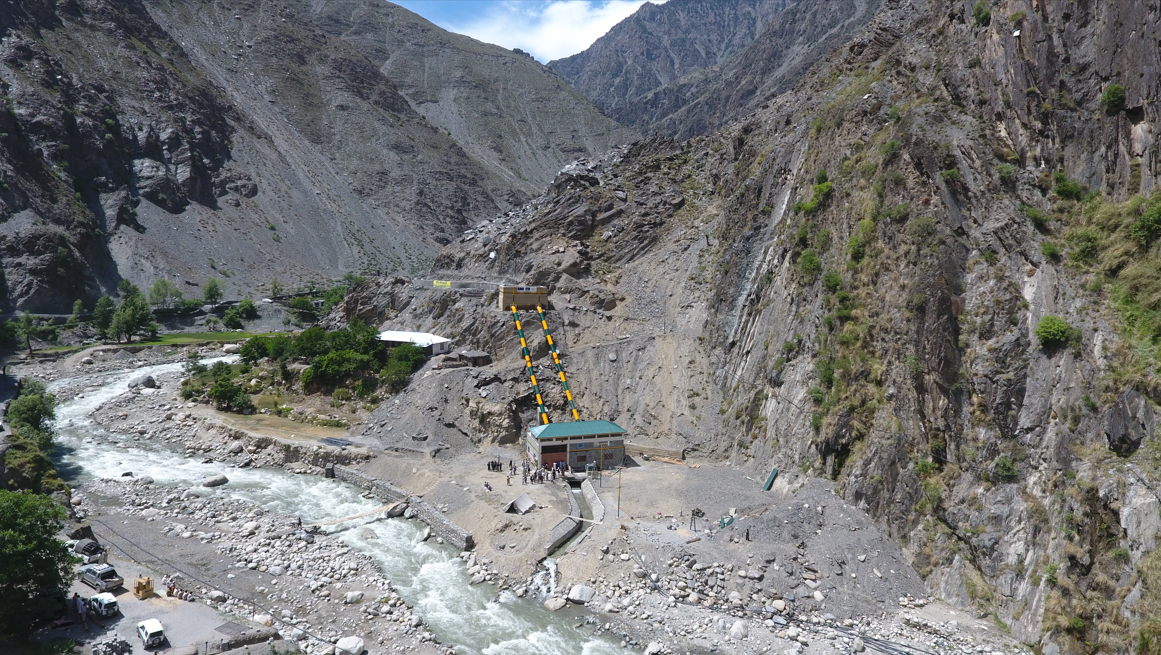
[1061,192,1161,400]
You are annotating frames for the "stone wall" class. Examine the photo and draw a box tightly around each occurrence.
[332,465,475,551]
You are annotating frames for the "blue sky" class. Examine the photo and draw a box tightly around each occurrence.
[392,1,659,62]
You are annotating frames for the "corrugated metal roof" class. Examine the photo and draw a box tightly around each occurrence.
[529,420,626,439]
[377,331,450,348]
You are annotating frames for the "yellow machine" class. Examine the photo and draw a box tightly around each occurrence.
[133,576,154,600]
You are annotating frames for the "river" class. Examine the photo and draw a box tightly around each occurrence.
[49,359,628,655]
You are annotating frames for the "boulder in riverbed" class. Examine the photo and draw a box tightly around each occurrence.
[202,474,229,487]
[544,597,566,611]
[128,375,156,389]
[335,636,365,655]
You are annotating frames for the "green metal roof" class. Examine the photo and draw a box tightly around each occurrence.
[529,420,627,440]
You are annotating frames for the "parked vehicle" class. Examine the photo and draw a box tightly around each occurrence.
[87,592,119,617]
[137,619,165,648]
[79,564,124,592]
[66,538,105,564]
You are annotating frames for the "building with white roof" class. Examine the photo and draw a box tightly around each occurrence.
[377,330,452,355]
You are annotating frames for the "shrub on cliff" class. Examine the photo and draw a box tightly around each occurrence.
[1101,84,1125,111]
[1034,315,1076,349]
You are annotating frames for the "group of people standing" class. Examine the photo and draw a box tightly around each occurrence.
[522,459,566,485]
[485,457,569,487]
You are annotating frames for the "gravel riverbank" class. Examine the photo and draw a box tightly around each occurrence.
[21,348,1031,655]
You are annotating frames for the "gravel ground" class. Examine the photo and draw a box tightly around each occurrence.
[17,351,1031,655]
[69,477,445,655]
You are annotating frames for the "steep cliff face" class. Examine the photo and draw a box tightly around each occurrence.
[550,0,881,139]
[361,1,1161,651]
[548,0,795,117]
[0,0,632,312]
[626,0,883,139]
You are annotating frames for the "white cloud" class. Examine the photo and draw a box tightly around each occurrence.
[446,1,658,62]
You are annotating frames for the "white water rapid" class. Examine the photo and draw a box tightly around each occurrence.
[49,360,628,655]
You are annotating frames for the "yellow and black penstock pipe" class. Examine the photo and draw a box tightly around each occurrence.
[536,305,580,421]
[511,306,550,424]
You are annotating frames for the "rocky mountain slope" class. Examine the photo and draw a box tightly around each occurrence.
[313,1,636,197]
[550,0,882,138]
[332,1,1161,653]
[0,0,632,312]
[548,0,795,117]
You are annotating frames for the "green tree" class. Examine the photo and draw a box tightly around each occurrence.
[148,279,182,309]
[8,380,55,435]
[269,278,284,297]
[66,299,84,327]
[111,283,153,342]
[237,297,259,319]
[222,308,243,330]
[203,277,224,307]
[379,343,427,394]
[207,378,253,412]
[288,296,314,314]
[204,316,219,331]
[0,491,75,640]
[92,296,115,340]
[17,311,34,354]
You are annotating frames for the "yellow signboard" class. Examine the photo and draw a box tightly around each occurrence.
[433,280,451,288]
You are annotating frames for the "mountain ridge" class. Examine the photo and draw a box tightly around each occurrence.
[0,0,633,312]
[550,0,882,138]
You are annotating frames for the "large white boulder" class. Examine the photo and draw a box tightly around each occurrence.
[567,585,596,604]
[335,636,364,655]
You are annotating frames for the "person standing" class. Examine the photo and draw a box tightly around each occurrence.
[74,593,89,632]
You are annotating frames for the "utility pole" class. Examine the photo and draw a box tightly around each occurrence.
[617,466,622,518]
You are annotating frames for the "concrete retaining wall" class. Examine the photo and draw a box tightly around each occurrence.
[333,465,475,551]
[546,489,581,555]
[581,479,604,524]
